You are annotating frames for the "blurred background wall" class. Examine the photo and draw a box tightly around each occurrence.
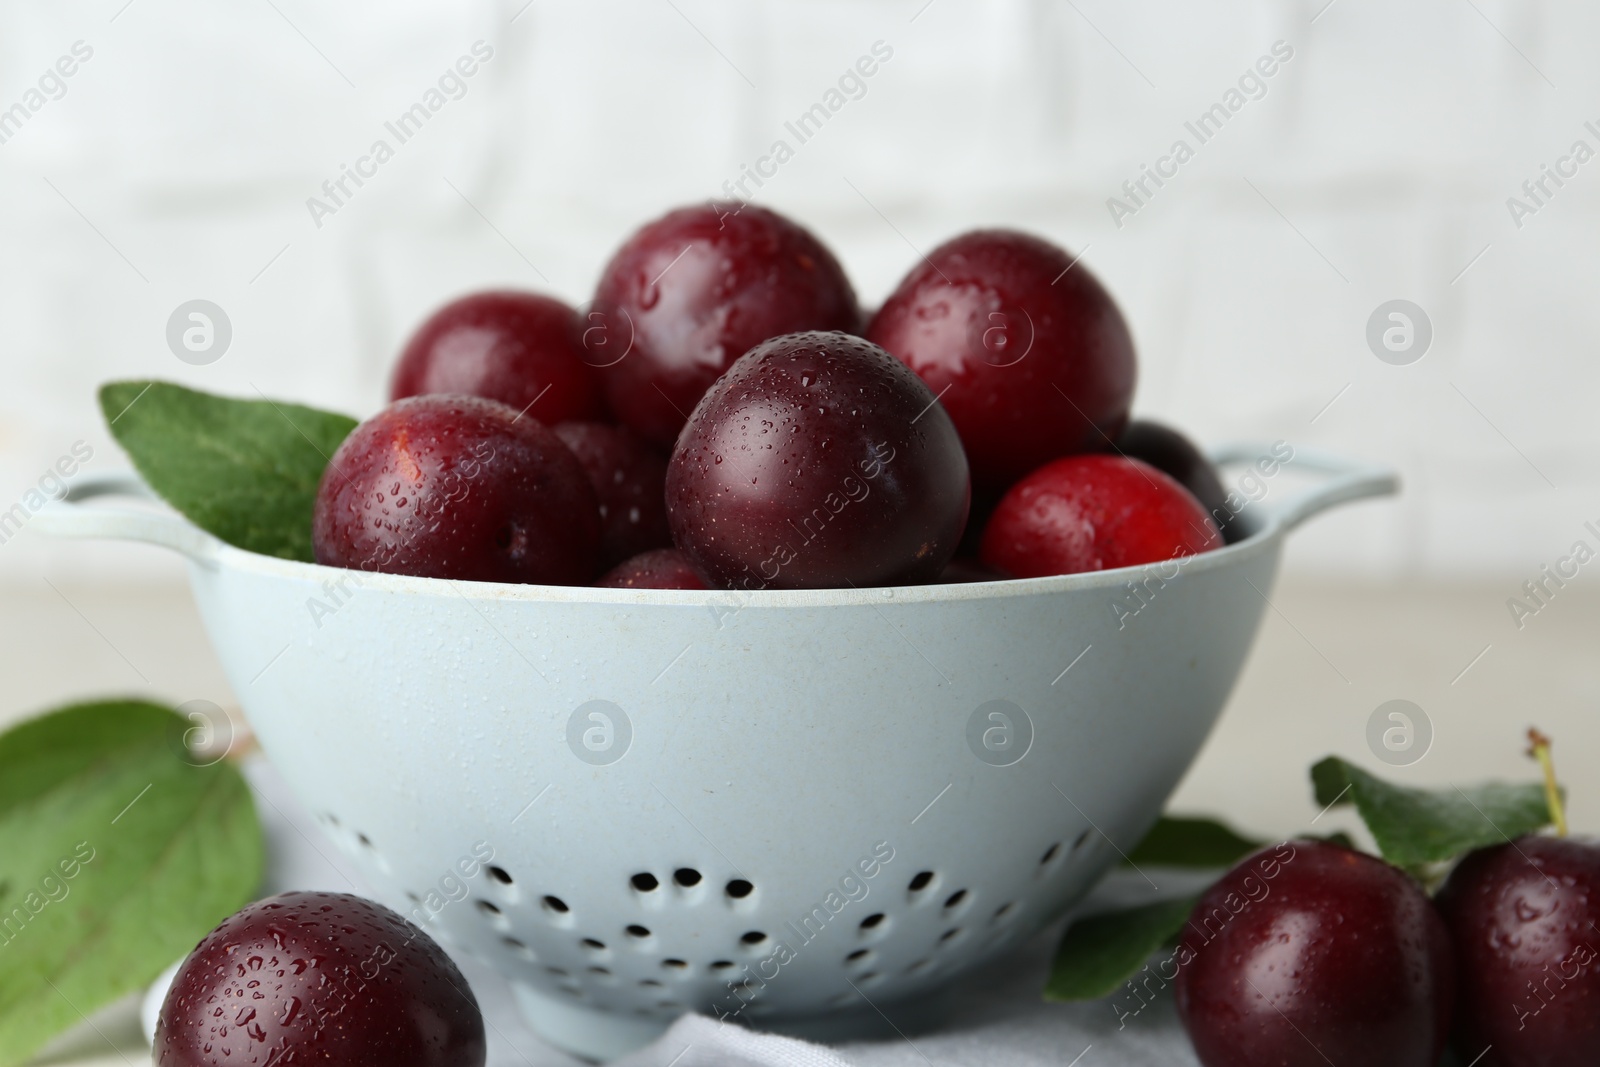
[1,0,1593,593]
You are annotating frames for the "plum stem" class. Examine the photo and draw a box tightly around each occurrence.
[1526,728,1567,837]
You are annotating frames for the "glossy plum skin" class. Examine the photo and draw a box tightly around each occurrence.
[1174,841,1453,1067]
[155,892,485,1067]
[598,548,708,589]
[866,229,1135,491]
[390,291,606,423]
[666,331,969,590]
[1116,420,1235,542]
[313,395,600,585]
[936,558,1006,584]
[1436,836,1600,1067]
[979,454,1221,577]
[553,421,671,567]
[592,203,859,448]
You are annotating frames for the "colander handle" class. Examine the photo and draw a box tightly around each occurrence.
[1208,443,1399,533]
[31,471,219,563]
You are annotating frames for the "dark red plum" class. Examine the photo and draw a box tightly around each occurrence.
[553,421,671,567]
[598,548,708,590]
[936,558,1006,584]
[1174,841,1453,1067]
[155,891,485,1067]
[313,395,600,585]
[391,291,606,423]
[867,229,1136,491]
[666,331,969,590]
[591,203,858,448]
[1436,835,1600,1067]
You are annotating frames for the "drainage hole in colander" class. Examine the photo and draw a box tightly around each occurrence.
[662,958,688,971]
[739,930,769,950]
[322,812,340,827]
[843,948,873,968]
[542,895,570,916]
[1039,843,1061,867]
[587,966,612,977]
[857,913,889,939]
[674,867,702,887]
[907,870,939,900]
[943,888,969,912]
[404,891,421,903]
[545,966,569,977]
[477,900,511,931]
[355,832,373,848]
[631,872,659,892]
[992,902,1017,924]
[725,878,754,901]
[710,960,736,972]
[638,978,664,988]
[580,938,607,953]
[625,924,652,941]
[487,865,514,885]
[1071,828,1093,852]
[938,927,964,948]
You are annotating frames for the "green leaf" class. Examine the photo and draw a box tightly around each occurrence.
[1125,815,1264,868]
[1310,756,1554,868]
[100,380,357,562]
[1043,895,1199,1002]
[0,700,264,1066]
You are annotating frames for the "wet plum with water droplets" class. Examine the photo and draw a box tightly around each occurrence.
[313,395,600,584]
[979,454,1221,578]
[1436,835,1600,1066]
[390,290,606,423]
[1173,840,1453,1067]
[591,203,859,448]
[665,331,968,589]
[866,229,1136,492]
[155,891,485,1067]
[553,421,671,567]
[597,547,708,589]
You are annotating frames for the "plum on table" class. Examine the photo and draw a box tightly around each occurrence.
[155,891,485,1067]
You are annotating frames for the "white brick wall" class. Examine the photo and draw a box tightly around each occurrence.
[3,0,1596,585]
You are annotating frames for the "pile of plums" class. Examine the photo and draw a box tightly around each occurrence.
[313,203,1235,590]
[1174,834,1600,1067]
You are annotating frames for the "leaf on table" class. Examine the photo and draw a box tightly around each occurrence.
[1311,756,1554,868]
[0,700,264,1067]
[1043,895,1199,1002]
[1124,815,1265,869]
[99,380,357,562]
